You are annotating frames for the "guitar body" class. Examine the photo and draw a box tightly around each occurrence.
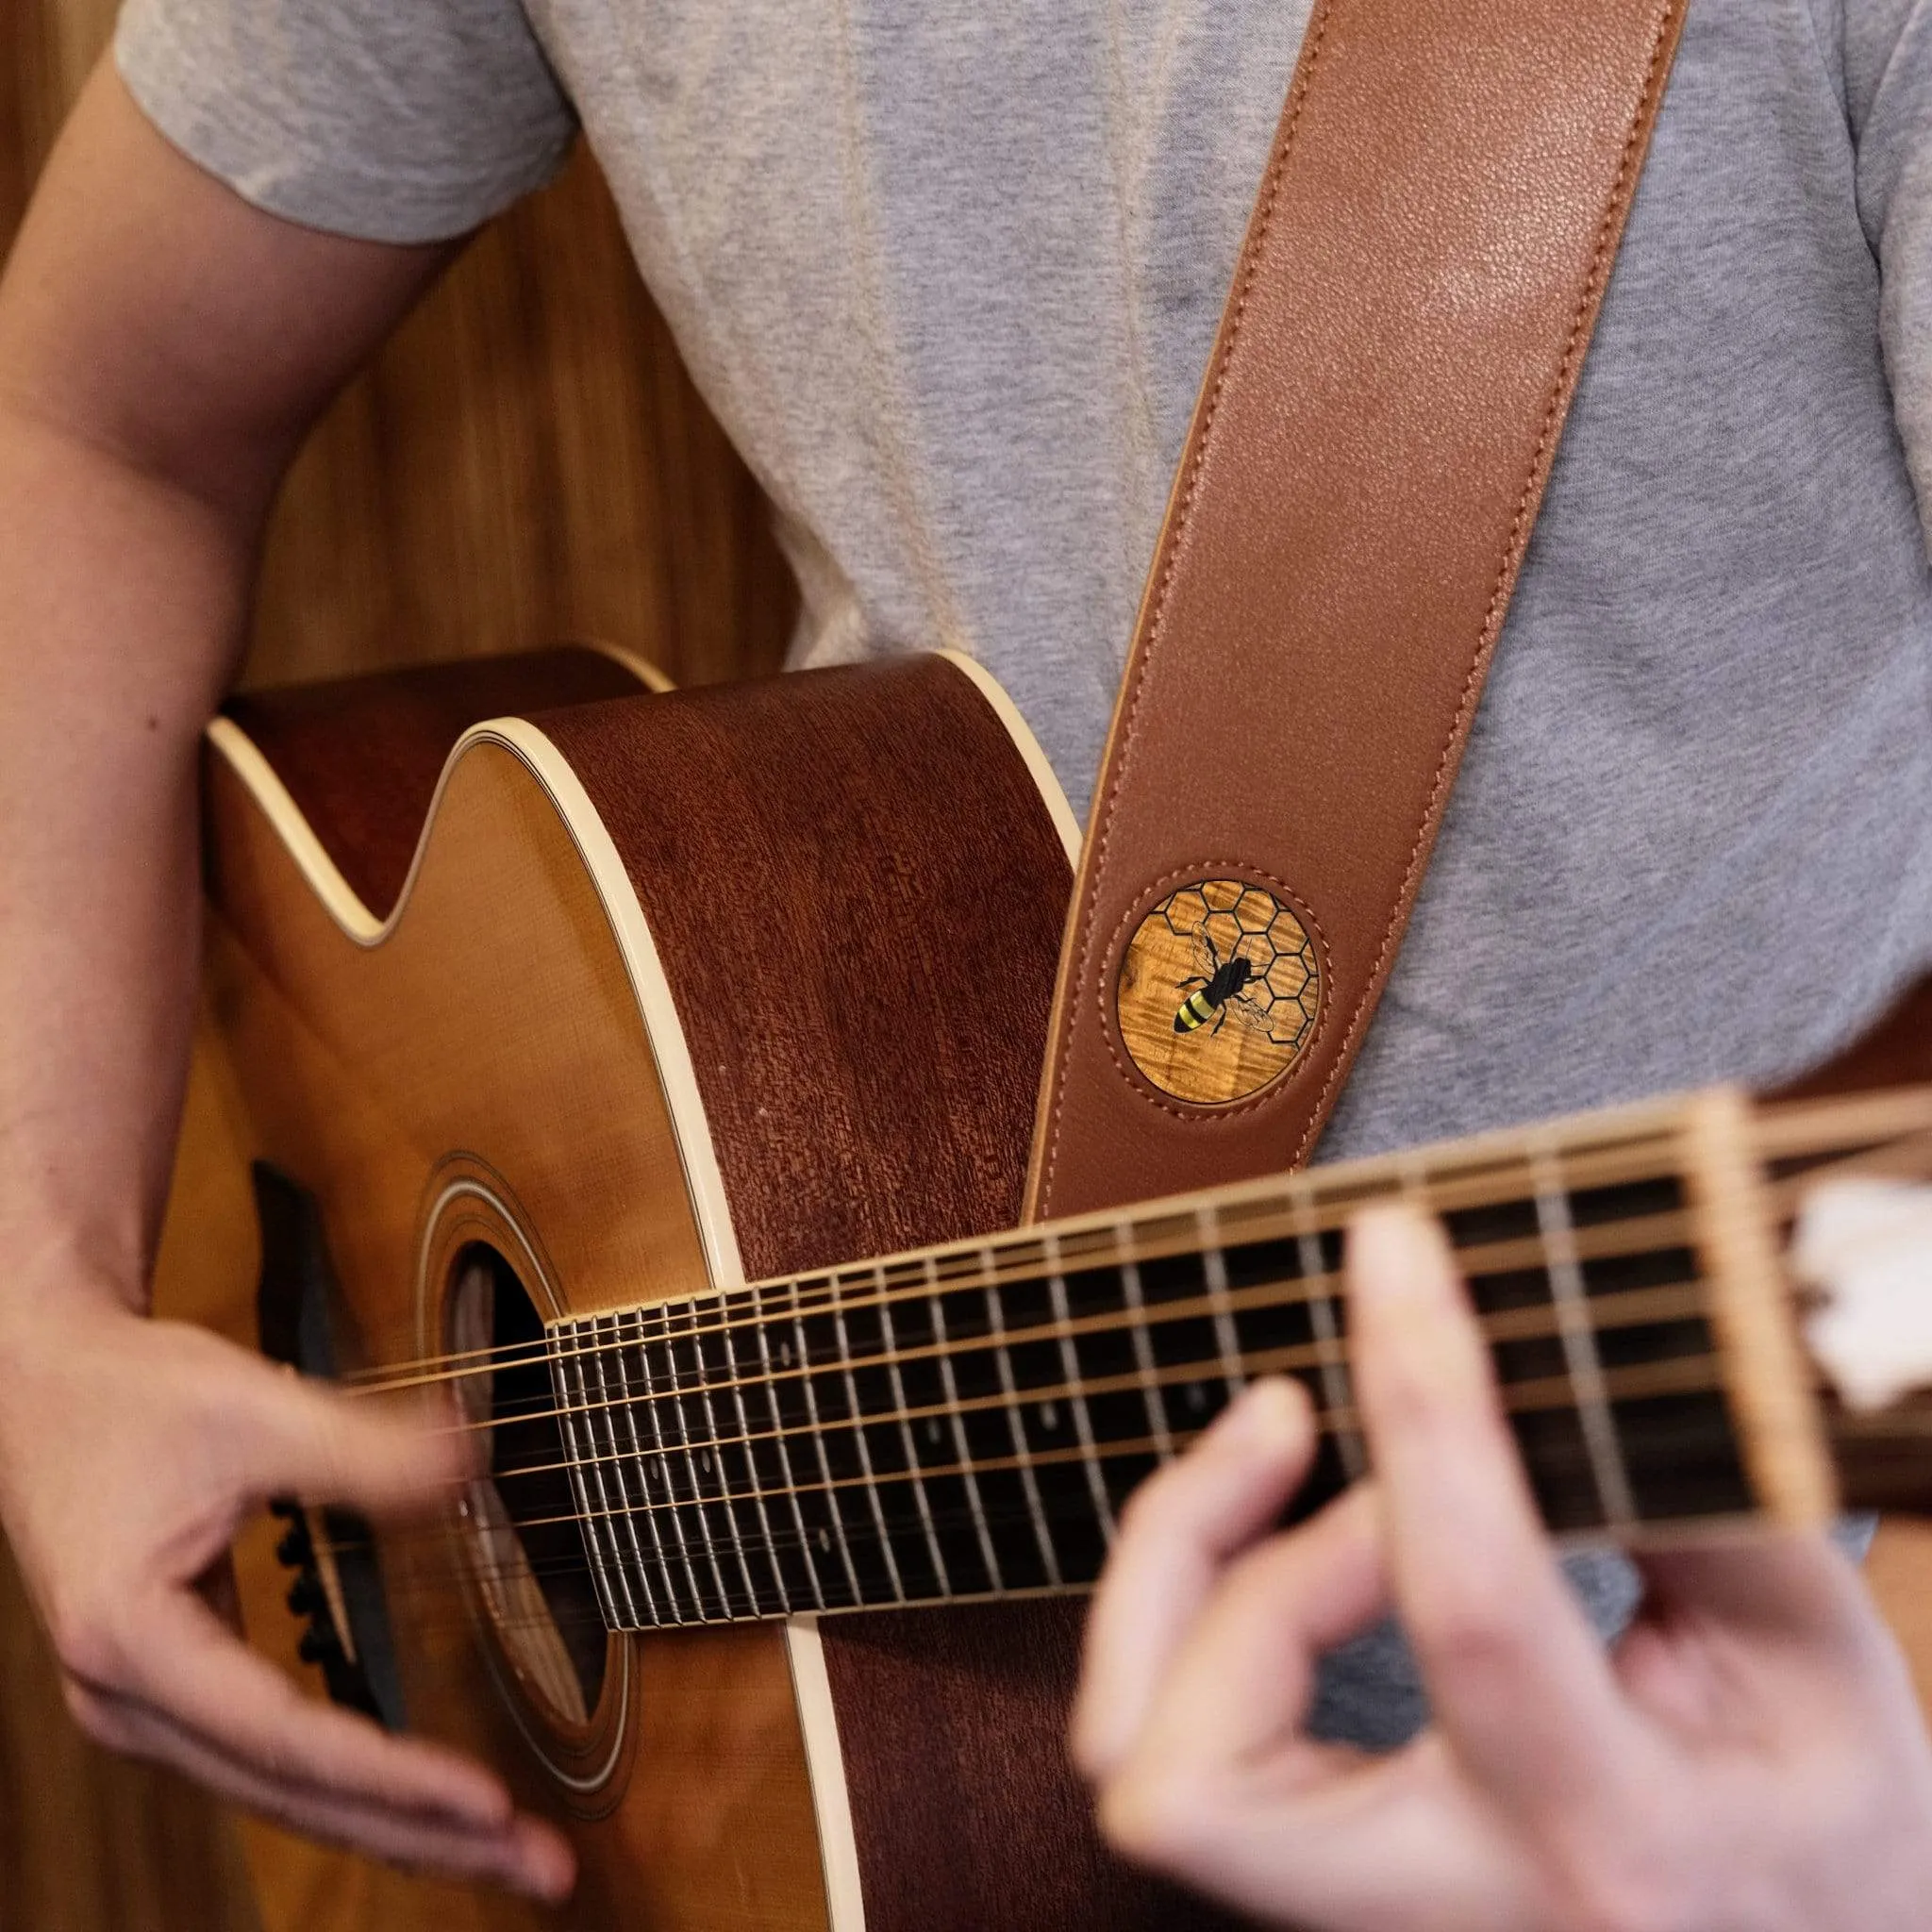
[185,646,1227,1930]
[174,643,1932,1932]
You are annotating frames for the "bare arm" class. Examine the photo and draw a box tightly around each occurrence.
[0,60,569,1895]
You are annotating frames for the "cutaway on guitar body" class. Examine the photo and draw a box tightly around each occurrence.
[198,643,1108,1932]
[191,643,1932,1932]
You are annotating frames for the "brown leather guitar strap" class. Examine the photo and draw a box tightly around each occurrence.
[1027,0,1690,1221]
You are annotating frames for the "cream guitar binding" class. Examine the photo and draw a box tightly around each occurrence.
[176,644,1932,1932]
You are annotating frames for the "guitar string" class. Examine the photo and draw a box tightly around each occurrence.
[314,1373,1761,1603]
[336,1202,1703,1424]
[286,1113,1925,1619]
[337,1124,1698,1394]
[399,1282,1715,1538]
[328,1105,1723,1406]
[287,1124,1932,1639]
[343,1259,1714,1474]
[332,1415,1797,1649]
[303,1387,1774,1640]
[320,1088,1932,1402]
[326,1384,1822,1645]
[307,1342,1736,1586]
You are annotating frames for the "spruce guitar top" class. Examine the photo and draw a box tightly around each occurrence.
[191,645,1932,1932]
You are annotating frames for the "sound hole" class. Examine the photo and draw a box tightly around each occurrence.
[447,1243,608,1724]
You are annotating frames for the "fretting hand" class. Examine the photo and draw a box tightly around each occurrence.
[1073,1204,1932,1931]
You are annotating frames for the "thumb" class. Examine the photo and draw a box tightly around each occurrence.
[244,1370,478,1519]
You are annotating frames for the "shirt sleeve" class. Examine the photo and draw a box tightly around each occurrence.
[114,0,577,244]
[1848,0,1932,559]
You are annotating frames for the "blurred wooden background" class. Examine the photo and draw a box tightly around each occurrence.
[1,3,791,1928]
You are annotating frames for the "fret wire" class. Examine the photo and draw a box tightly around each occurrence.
[657,1303,741,1618]
[354,1118,1711,1401]
[597,1311,667,1626]
[982,1247,1064,1588]
[1043,1231,1118,1544]
[1196,1205,1246,1397]
[508,1350,1738,1558]
[513,1277,1715,1497]
[547,1320,630,1628]
[715,1294,791,1615]
[591,1315,655,1626]
[1115,1226,1174,1457]
[829,1274,908,1605]
[874,1264,955,1599]
[1292,1180,1363,1482]
[1530,1138,1638,1528]
[749,1309,827,1611]
[511,1204,1694,1434]
[632,1306,715,1618]
[679,1303,766,1613]
[927,1255,1006,1591]
[787,1281,865,1604]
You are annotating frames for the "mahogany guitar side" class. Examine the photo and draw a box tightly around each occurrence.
[181,645,1932,1932]
[192,645,1227,1930]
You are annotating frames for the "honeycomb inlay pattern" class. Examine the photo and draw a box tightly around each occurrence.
[1114,878,1321,1106]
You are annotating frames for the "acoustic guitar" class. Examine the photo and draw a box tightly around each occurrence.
[192,641,1932,1932]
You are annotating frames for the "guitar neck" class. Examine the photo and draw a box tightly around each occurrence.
[541,1084,1932,1632]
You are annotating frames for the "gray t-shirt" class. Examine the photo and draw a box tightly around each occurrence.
[115,0,1932,1747]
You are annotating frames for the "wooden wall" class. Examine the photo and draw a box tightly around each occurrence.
[243,148,794,696]
[1,5,792,1928]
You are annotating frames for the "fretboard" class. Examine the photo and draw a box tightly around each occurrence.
[539,1085,1928,1632]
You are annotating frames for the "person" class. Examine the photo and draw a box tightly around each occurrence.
[0,0,1927,1917]
[1074,1205,1932,1929]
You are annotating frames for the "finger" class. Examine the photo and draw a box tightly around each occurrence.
[1072,1378,1315,1780]
[1347,1204,1633,1800]
[67,1676,574,1900]
[1098,1489,1519,1924]
[1113,1483,1387,1795]
[102,1585,514,1831]
[241,1368,475,1519]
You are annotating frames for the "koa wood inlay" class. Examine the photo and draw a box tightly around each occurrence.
[1114,876,1323,1106]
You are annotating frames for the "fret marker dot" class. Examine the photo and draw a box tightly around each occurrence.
[1040,1401,1059,1429]
[925,1418,942,1445]
[780,1341,794,1367]
[1187,1383,1207,1413]
[700,1449,713,1474]
[817,1528,830,1553]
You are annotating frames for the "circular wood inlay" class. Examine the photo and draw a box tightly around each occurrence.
[1115,878,1321,1105]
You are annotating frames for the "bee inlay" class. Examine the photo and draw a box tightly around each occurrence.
[1114,878,1321,1106]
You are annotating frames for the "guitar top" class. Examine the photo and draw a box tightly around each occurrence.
[192,645,1932,1932]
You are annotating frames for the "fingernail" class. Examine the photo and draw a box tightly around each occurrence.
[1223,1376,1307,1451]
[1348,1203,1444,1306]
[512,1822,576,1902]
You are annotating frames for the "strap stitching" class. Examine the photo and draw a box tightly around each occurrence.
[1090,860,1335,1122]
[1286,0,1684,1170]
[1037,0,1336,1203]
[1040,0,1684,1202]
